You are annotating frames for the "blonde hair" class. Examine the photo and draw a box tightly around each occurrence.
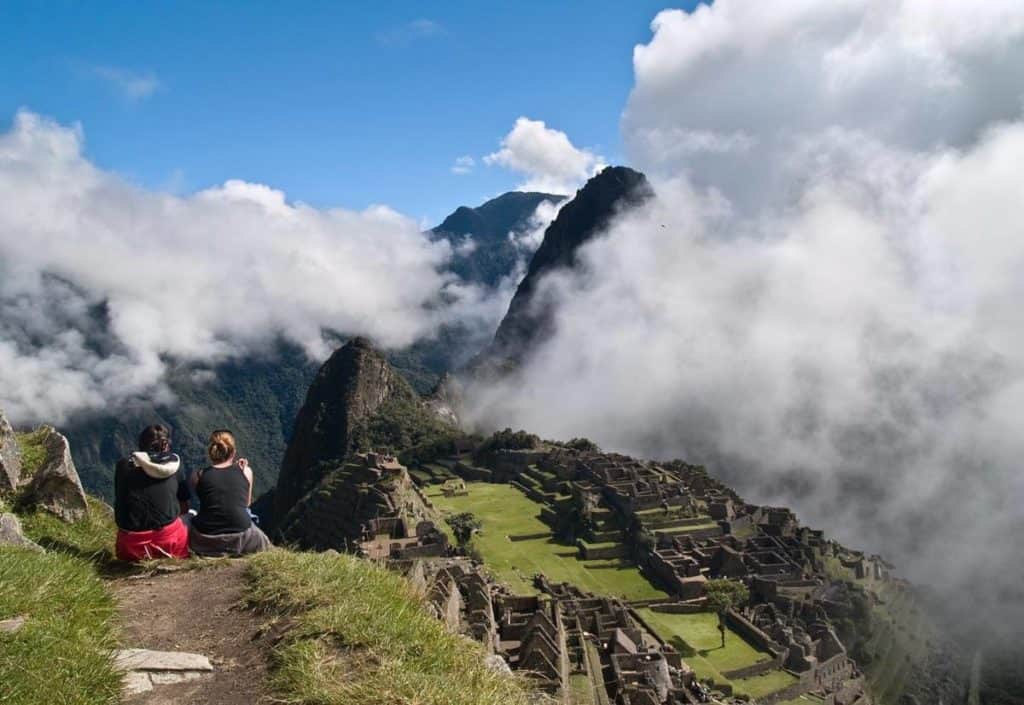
[207,429,236,465]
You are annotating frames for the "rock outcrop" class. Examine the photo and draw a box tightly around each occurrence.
[484,166,653,367]
[273,337,425,521]
[21,426,88,522]
[0,513,44,552]
[0,410,21,492]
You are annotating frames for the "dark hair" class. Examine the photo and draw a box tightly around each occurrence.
[207,429,236,464]
[138,425,171,453]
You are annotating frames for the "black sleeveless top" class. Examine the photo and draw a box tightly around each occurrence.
[192,464,252,535]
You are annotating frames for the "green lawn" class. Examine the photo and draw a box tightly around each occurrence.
[734,669,799,699]
[425,482,666,600]
[635,609,772,686]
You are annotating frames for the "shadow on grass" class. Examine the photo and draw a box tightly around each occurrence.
[669,636,697,658]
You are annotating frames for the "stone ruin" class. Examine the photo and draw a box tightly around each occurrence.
[400,558,713,705]
[400,444,879,705]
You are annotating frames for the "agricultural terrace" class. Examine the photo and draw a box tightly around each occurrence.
[636,608,798,699]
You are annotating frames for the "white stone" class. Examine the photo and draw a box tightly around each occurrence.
[149,671,209,685]
[122,671,154,695]
[0,615,27,633]
[114,648,214,673]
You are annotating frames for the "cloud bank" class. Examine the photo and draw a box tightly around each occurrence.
[0,111,478,424]
[485,117,605,194]
[466,0,1024,635]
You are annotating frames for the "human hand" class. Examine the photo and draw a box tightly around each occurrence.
[237,458,249,472]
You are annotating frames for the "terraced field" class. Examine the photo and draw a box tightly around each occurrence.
[635,608,797,699]
[424,481,666,600]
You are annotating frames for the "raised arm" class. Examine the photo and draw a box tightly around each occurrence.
[238,458,254,506]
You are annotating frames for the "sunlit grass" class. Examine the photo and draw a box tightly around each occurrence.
[426,481,666,600]
[246,550,536,705]
[0,547,121,705]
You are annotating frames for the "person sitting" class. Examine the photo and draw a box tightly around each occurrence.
[114,424,191,561]
[188,429,272,557]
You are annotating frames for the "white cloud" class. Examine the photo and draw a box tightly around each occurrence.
[466,0,1024,634]
[508,198,562,254]
[376,19,445,46]
[484,117,605,194]
[0,110,488,424]
[87,64,161,101]
[451,155,475,175]
[624,0,1024,208]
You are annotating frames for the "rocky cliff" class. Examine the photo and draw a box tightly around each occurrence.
[485,166,652,366]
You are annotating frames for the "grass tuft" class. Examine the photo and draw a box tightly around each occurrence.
[246,550,534,705]
[0,547,121,705]
[14,428,50,479]
[20,495,117,564]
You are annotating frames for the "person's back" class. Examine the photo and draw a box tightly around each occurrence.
[188,429,272,557]
[192,463,251,535]
[113,425,190,561]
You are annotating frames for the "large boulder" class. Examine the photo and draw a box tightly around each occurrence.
[21,427,88,522]
[0,410,21,493]
[0,513,44,552]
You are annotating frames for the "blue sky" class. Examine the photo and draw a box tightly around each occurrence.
[0,1,699,223]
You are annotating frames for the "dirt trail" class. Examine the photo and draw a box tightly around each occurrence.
[112,560,272,705]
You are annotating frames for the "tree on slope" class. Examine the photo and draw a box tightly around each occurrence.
[705,579,750,648]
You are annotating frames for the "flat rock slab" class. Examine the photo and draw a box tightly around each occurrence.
[0,615,27,633]
[115,649,214,696]
[115,649,214,673]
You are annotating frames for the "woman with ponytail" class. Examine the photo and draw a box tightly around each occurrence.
[113,424,191,561]
[188,429,272,556]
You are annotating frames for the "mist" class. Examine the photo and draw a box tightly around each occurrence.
[464,0,1024,636]
[0,110,499,424]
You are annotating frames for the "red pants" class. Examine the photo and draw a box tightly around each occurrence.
[116,517,190,561]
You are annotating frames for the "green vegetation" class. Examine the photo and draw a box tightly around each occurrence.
[473,428,540,459]
[245,550,531,705]
[14,428,49,478]
[733,669,799,699]
[704,579,750,648]
[0,499,121,705]
[427,482,666,600]
[20,496,117,563]
[636,609,772,690]
[446,512,482,546]
[351,397,458,456]
[564,437,600,452]
[862,583,929,705]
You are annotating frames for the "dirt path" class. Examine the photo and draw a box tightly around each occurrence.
[113,560,272,705]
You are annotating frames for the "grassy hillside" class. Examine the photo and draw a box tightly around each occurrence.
[1,487,533,705]
[245,550,532,705]
[0,496,120,705]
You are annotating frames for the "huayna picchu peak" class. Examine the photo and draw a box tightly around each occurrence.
[272,337,457,525]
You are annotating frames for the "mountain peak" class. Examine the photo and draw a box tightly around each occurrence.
[484,166,653,365]
[273,337,419,519]
[431,190,565,288]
